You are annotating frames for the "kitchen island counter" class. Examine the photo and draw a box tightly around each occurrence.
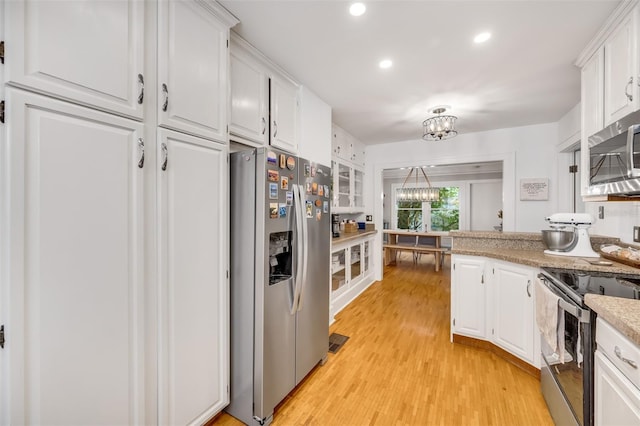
[585,294,640,346]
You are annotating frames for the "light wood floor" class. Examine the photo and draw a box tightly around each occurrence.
[215,253,554,425]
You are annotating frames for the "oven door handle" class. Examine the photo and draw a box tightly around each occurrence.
[558,297,590,323]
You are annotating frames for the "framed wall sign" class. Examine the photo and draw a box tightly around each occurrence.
[520,178,549,201]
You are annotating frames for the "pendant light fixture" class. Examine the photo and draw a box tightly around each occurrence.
[422,106,458,141]
[396,167,440,202]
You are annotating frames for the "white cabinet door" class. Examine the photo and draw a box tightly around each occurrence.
[491,261,535,363]
[5,0,145,119]
[332,125,351,162]
[581,48,605,141]
[350,137,366,166]
[158,0,229,142]
[3,89,145,425]
[604,10,639,125]
[229,45,269,146]
[157,129,229,425]
[270,75,299,153]
[595,351,640,425]
[451,255,486,339]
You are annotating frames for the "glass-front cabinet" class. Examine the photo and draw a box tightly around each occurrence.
[332,159,365,213]
[330,234,375,319]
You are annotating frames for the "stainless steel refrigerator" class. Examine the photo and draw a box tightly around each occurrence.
[226,147,331,426]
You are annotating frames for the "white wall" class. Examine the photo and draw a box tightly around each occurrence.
[584,202,640,245]
[366,122,559,280]
[299,86,331,167]
[470,181,503,231]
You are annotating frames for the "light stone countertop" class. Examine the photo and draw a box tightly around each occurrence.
[585,295,640,347]
[451,231,640,346]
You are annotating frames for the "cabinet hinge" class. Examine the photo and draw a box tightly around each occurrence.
[492,328,494,335]
[453,263,456,270]
[492,268,494,274]
[0,41,4,64]
[226,39,229,48]
[452,318,455,327]
[481,274,484,284]
[0,325,5,349]
[0,100,5,124]
[569,165,578,174]
[226,270,229,279]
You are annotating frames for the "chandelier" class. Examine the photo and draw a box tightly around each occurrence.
[396,167,440,202]
[422,106,458,141]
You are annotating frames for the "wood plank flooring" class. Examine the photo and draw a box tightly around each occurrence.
[214,253,554,425]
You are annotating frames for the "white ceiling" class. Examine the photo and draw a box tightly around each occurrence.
[220,0,620,145]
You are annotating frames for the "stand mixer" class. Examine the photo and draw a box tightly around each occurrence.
[544,213,600,258]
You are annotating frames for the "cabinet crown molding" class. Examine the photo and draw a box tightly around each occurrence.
[576,0,639,67]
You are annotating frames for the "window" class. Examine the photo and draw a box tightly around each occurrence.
[394,187,459,231]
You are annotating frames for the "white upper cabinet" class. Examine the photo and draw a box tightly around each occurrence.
[581,47,604,141]
[229,42,269,146]
[5,0,145,119]
[604,9,639,125]
[270,75,299,153]
[4,89,145,425]
[332,124,365,167]
[157,0,237,143]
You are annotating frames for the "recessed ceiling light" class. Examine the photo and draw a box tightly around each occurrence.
[474,32,491,44]
[350,3,366,16]
[379,59,392,69]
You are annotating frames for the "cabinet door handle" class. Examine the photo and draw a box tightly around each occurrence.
[137,138,144,168]
[137,74,144,104]
[161,142,168,171]
[261,117,266,135]
[625,77,634,102]
[162,83,169,112]
[481,274,484,284]
[273,120,278,138]
[527,279,531,297]
[615,346,638,369]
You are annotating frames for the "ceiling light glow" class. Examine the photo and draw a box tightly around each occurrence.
[379,59,392,69]
[474,32,491,44]
[349,3,366,16]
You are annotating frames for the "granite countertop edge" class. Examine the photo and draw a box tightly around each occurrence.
[332,229,377,245]
[585,294,640,347]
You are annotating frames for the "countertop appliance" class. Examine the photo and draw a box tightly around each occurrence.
[543,213,599,258]
[538,267,640,426]
[226,148,331,426]
[587,108,640,196]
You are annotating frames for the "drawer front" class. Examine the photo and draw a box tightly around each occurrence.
[597,318,640,390]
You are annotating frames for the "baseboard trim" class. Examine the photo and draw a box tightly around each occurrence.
[453,334,540,379]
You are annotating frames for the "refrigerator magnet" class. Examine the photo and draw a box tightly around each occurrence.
[316,208,321,221]
[323,201,329,213]
[269,203,278,219]
[279,203,287,218]
[269,183,278,199]
[267,151,277,164]
[305,200,313,218]
[311,166,316,177]
[286,191,293,206]
[315,199,322,207]
[286,156,295,170]
[324,185,330,198]
[311,182,318,195]
[304,164,310,176]
[280,176,289,190]
[306,182,312,194]
[318,185,324,197]
[267,169,279,182]
[279,154,286,169]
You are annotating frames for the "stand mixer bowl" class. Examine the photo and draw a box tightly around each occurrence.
[541,229,578,252]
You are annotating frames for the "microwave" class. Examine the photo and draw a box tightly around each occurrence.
[587,109,640,196]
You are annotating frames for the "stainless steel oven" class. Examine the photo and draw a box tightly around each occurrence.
[538,271,594,426]
[538,268,640,426]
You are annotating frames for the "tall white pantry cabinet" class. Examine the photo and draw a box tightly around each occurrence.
[0,1,238,425]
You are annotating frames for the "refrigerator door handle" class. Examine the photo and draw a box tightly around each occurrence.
[297,184,309,311]
[291,184,304,314]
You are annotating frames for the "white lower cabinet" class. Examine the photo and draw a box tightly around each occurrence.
[157,129,229,424]
[3,89,146,425]
[451,255,487,339]
[451,255,539,368]
[491,260,536,365]
[331,235,374,320]
[595,318,640,426]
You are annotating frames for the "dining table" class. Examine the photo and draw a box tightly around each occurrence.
[382,229,450,271]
